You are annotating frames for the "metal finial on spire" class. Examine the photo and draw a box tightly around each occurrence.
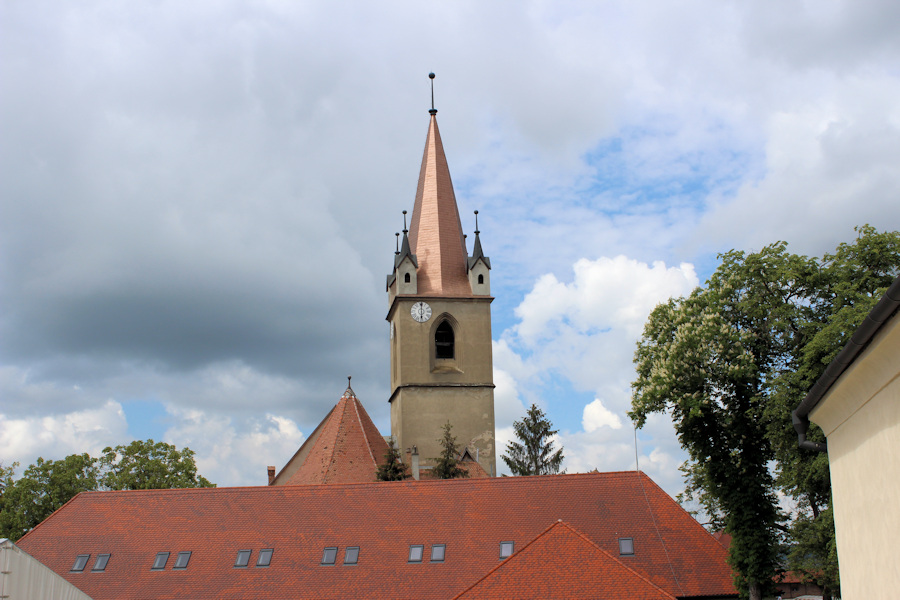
[474,210,480,235]
[402,209,408,233]
[395,232,400,254]
[429,73,437,115]
[347,375,352,389]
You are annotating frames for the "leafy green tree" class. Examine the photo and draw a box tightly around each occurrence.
[99,440,214,490]
[0,454,99,541]
[502,404,564,476]
[375,436,410,481]
[0,440,214,540]
[432,422,469,479]
[631,225,900,600]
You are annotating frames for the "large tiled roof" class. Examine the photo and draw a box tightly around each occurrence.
[271,386,389,486]
[454,520,677,600]
[18,471,736,600]
[407,115,472,297]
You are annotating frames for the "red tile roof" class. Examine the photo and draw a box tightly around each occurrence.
[18,471,736,600]
[407,115,472,297]
[271,386,389,486]
[454,520,677,600]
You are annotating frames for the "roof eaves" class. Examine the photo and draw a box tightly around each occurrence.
[793,274,900,443]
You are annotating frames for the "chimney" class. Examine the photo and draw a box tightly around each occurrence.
[411,445,420,481]
[267,466,276,485]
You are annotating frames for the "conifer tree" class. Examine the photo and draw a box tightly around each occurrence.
[432,422,469,479]
[375,437,410,481]
[502,404,565,476]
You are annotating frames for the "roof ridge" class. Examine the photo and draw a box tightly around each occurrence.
[452,520,678,600]
[350,395,378,467]
[637,470,728,549]
[635,470,686,597]
[554,521,679,599]
[320,396,351,484]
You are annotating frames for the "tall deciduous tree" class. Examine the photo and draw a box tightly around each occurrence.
[0,440,215,541]
[502,404,564,476]
[630,225,900,600]
[0,454,99,541]
[375,436,410,481]
[99,440,214,490]
[432,422,469,479]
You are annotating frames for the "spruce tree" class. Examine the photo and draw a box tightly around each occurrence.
[375,437,410,481]
[432,422,468,479]
[502,404,565,476]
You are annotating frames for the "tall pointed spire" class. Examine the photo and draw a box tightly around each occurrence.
[407,78,470,296]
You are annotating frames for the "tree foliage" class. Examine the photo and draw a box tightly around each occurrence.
[502,404,564,476]
[630,225,900,600]
[0,454,99,541]
[375,436,410,481]
[0,440,214,541]
[432,422,469,479]
[99,440,214,490]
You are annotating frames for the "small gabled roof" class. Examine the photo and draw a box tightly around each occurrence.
[407,114,472,297]
[454,521,677,600]
[466,229,490,272]
[271,385,389,486]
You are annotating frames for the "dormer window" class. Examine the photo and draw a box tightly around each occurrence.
[435,321,454,359]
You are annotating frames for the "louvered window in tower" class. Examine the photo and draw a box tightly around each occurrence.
[435,321,454,359]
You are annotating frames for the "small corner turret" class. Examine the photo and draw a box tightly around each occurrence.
[387,210,418,302]
[466,210,491,296]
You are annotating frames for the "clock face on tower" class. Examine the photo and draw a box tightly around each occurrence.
[410,301,432,323]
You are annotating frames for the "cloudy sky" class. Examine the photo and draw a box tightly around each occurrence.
[3,0,900,499]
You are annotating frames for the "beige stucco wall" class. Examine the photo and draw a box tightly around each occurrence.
[388,296,496,476]
[809,313,900,600]
[391,385,496,476]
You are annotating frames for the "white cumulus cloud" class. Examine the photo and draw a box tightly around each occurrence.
[583,398,623,432]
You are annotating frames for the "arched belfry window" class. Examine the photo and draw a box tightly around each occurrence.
[478,274,484,284]
[404,272,411,283]
[435,321,455,360]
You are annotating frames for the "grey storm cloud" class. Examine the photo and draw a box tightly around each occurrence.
[3,0,900,488]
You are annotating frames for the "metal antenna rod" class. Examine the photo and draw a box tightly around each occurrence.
[634,426,640,472]
[429,73,437,115]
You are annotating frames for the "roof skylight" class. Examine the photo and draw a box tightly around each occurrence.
[92,554,110,572]
[499,541,513,559]
[321,547,338,565]
[619,537,635,555]
[71,554,90,572]
[257,549,273,567]
[174,551,191,569]
[235,549,252,568]
[344,547,359,565]
[408,545,424,563]
[151,552,169,570]
[430,544,445,562]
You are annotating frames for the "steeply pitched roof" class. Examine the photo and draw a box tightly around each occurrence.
[271,386,389,486]
[18,471,736,600]
[407,115,472,297]
[454,521,677,600]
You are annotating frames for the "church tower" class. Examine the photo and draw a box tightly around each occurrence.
[386,86,496,476]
